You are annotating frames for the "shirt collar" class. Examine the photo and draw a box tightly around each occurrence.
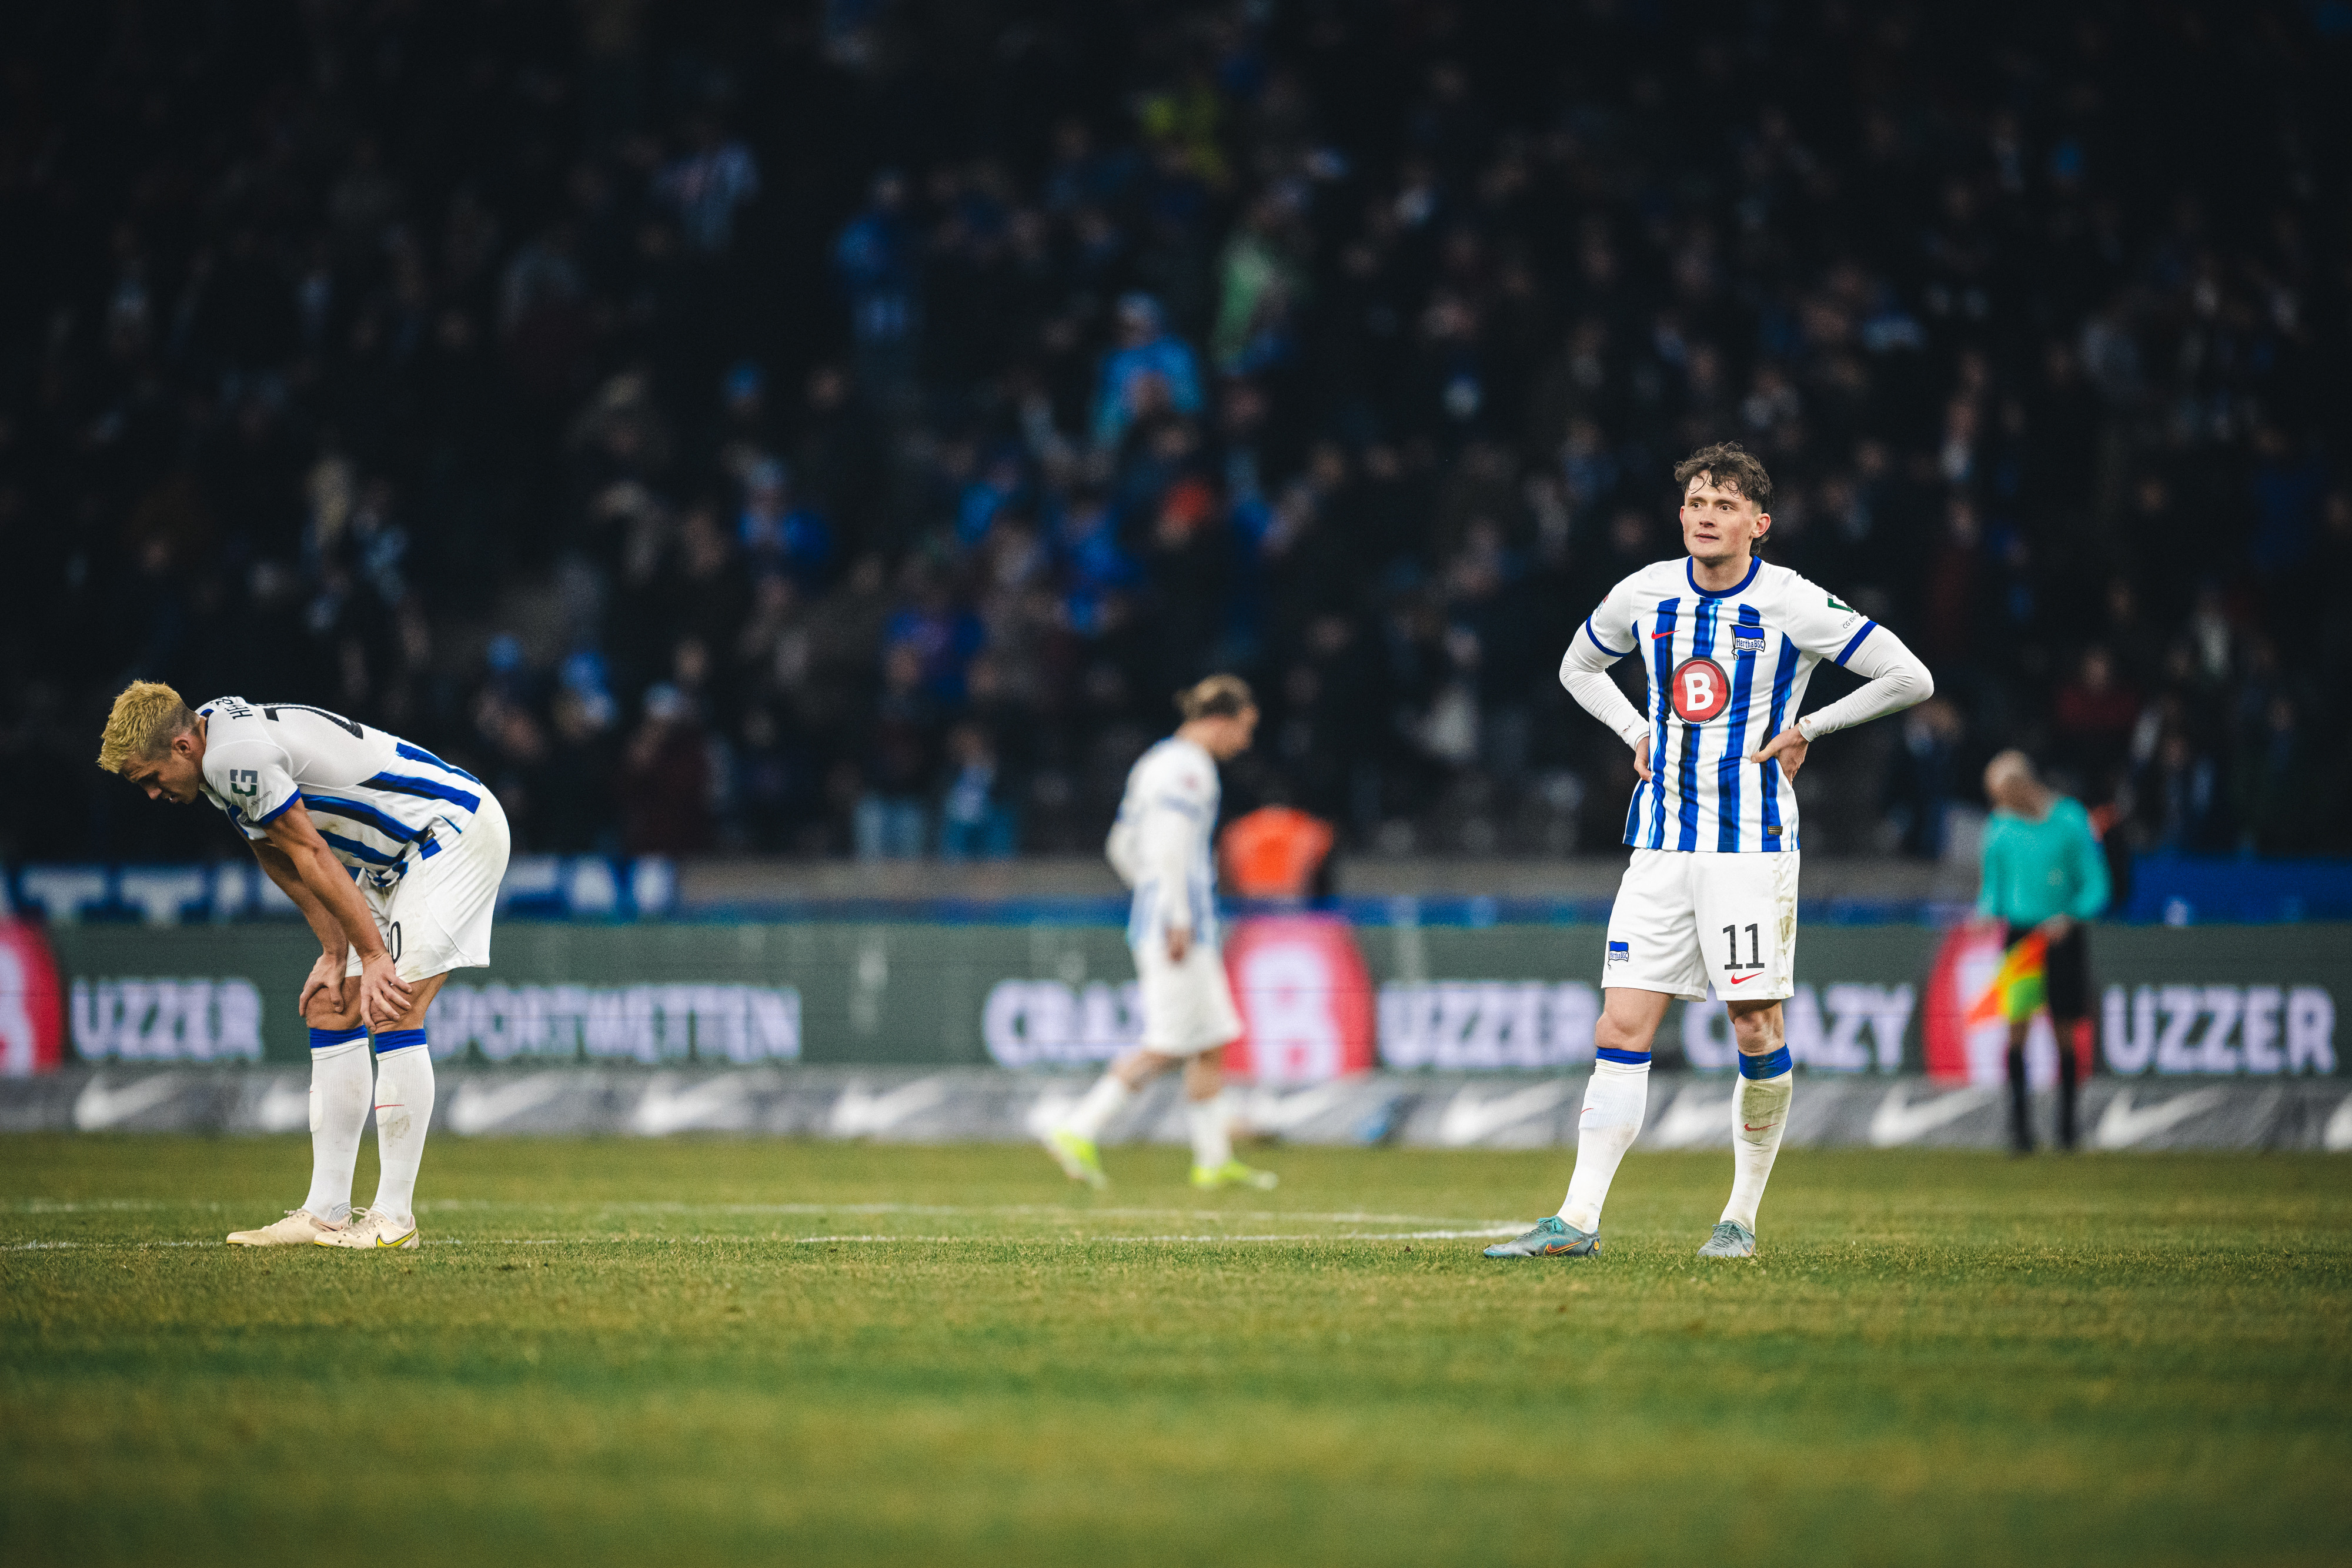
[1685,556,1762,599]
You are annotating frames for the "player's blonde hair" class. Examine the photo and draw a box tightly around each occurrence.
[95,681,195,773]
[1175,673,1256,721]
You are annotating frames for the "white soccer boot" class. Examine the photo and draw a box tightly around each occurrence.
[227,1209,344,1246]
[314,1207,420,1251]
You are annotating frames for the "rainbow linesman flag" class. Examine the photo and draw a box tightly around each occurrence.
[1966,931,2048,1027]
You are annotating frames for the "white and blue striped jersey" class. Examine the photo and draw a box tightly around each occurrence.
[1566,558,1911,854]
[195,696,489,887]
[1104,736,1222,949]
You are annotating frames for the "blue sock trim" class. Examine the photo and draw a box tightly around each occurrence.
[375,1028,429,1057]
[1739,1045,1793,1079]
[309,1027,368,1051]
[1595,1047,1653,1066]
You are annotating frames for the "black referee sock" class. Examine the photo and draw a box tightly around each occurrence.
[2055,1032,2080,1150]
[2004,1044,2033,1152]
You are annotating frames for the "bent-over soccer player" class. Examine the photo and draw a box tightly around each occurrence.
[1044,674,1276,1191]
[1485,443,1933,1262]
[96,683,511,1250]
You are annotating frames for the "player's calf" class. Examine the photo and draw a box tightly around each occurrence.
[1712,1037,1792,1255]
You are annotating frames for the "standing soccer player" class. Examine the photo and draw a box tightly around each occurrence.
[1044,675,1276,1191]
[96,683,510,1250]
[1484,443,1933,1261]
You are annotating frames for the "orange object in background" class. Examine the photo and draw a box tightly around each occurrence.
[1218,806,1335,899]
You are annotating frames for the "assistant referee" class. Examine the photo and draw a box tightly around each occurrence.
[1977,750,2111,1152]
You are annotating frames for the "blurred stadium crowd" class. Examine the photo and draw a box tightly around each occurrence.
[3,1,2347,867]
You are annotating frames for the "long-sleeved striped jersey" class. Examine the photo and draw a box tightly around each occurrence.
[1104,735,1222,948]
[1559,557,1932,853]
[195,696,489,887]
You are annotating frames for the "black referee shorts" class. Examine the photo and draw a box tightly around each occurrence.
[2001,921,2090,1021]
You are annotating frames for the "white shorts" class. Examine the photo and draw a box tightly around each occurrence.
[1603,848,1798,1002]
[345,792,512,985]
[1133,938,1245,1057]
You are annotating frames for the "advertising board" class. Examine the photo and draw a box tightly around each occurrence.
[34,918,2350,1079]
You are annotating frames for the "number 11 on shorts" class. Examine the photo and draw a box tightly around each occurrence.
[1722,922,1762,972]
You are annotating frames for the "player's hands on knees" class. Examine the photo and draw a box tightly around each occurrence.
[1165,925,1192,964]
[1746,724,1810,781]
[1632,734,1652,781]
[358,951,412,1027]
[297,950,349,1021]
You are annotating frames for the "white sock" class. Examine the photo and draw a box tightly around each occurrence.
[302,1032,372,1223]
[1063,1072,1133,1141]
[1722,1054,1795,1233]
[368,1036,436,1221]
[1187,1094,1232,1171]
[1559,1055,1650,1232]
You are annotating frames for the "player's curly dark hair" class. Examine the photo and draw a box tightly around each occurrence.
[1673,441,1775,516]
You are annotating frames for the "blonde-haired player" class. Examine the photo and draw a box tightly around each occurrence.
[98,683,510,1249]
[1045,675,1275,1190]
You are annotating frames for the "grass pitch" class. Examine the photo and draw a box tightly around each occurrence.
[2,1136,2347,1567]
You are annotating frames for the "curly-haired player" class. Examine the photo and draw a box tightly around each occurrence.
[1483,443,1933,1262]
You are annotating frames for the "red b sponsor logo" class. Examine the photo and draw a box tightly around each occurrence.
[1669,656,1730,721]
[0,922,65,1076]
[1222,914,1377,1085]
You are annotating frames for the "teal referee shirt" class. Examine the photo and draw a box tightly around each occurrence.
[1975,797,2111,927]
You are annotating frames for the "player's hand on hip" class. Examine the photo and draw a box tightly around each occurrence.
[1747,724,1810,781]
[297,951,349,1022]
[1632,734,1652,781]
[358,951,412,1027]
[2037,914,2075,942]
[1165,925,1192,964]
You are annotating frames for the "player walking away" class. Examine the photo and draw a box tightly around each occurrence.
[1977,750,2110,1152]
[1484,443,1933,1262]
[96,682,511,1251]
[1045,675,1276,1191]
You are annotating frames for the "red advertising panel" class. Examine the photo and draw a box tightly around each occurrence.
[1221,914,1377,1085]
[0,921,66,1076]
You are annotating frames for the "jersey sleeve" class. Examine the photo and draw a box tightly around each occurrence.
[1975,822,2006,920]
[1135,750,1215,932]
[2063,803,2112,921]
[1776,574,1878,664]
[1579,573,1645,661]
[1103,813,1142,888]
[203,738,299,836]
[1558,573,1651,748]
[1779,572,1934,741]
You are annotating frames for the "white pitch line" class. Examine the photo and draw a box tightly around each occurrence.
[3,1198,1526,1227]
[5,1228,1519,1252]
[419,1199,1511,1227]
[4,1238,215,1251]
[0,1213,223,1222]
[444,1229,1522,1245]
